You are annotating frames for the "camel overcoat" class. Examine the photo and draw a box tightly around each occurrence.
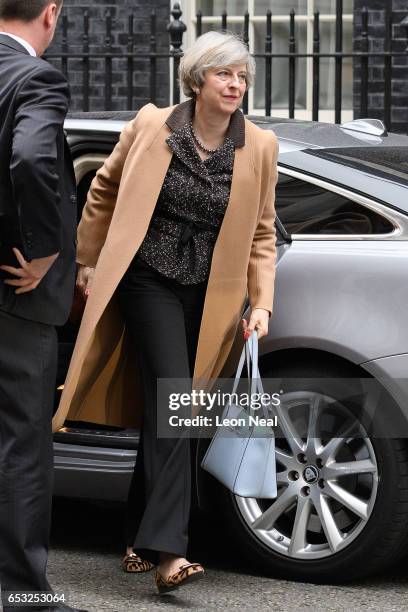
[52,101,279,432]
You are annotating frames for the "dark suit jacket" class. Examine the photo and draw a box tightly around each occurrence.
[0,34,77,326]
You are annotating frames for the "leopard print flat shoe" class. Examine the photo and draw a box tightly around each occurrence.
[122,552,155,573]
[155,562,205,593]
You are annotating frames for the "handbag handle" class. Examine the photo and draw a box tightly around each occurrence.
[246,332,271,420]
[247,336,279,422]
[229,331,270,420]
[231,331,256,396]
[245,332,258,412]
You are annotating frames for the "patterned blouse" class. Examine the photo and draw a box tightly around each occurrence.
[132,99,245,285]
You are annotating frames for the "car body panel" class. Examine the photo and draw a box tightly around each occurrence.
[259,239,408,364]
[53,442,136,501]
[362,353,408,420]
[262,119,408,148]
[65,118,128,134]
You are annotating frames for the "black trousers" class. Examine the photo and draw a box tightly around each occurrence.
[117,256,208,565]
[0,308,57,611]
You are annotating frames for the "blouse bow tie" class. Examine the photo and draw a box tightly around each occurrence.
[155,210,215,262]
[177,219,214,258]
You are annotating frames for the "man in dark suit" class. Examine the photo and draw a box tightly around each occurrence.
[0,2,80,610]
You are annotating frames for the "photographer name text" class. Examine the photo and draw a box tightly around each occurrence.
[168,414,278,427]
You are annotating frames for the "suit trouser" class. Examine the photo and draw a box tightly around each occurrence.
[117,256,208,565]
[0,308,57,611]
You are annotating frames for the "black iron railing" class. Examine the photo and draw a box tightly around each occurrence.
[44,2,408,130]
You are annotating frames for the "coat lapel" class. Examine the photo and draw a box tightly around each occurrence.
[193,131,255,386]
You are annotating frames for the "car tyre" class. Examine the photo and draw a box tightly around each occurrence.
[213,362,408,583]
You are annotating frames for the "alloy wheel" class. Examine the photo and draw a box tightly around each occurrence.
[236,391,379,560]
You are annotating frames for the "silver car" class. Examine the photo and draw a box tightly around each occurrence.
[55,114,408,583]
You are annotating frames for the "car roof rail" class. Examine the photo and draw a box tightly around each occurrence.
[340,118,388,137]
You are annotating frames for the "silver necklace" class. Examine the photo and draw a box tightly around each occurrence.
[189,121,220,155]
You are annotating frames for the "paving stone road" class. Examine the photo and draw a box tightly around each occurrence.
[47,499,408,612]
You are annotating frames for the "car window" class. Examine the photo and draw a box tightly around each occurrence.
[275,173,395,235]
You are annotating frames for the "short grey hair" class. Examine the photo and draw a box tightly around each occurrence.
[179,31,256,98]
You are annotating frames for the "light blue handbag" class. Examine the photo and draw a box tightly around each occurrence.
[200,331,277,499]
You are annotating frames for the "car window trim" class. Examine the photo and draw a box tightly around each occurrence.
[276,165,408,241]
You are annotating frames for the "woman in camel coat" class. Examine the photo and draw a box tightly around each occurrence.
[52,31,279,594]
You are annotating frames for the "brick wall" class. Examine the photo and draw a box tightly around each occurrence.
[47,0,171,112]
[354,0,408,134]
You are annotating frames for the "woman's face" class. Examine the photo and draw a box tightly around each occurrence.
[198,63,248,115]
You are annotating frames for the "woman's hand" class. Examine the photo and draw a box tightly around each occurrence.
[76,264,95,300]
[242,308,269,341]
